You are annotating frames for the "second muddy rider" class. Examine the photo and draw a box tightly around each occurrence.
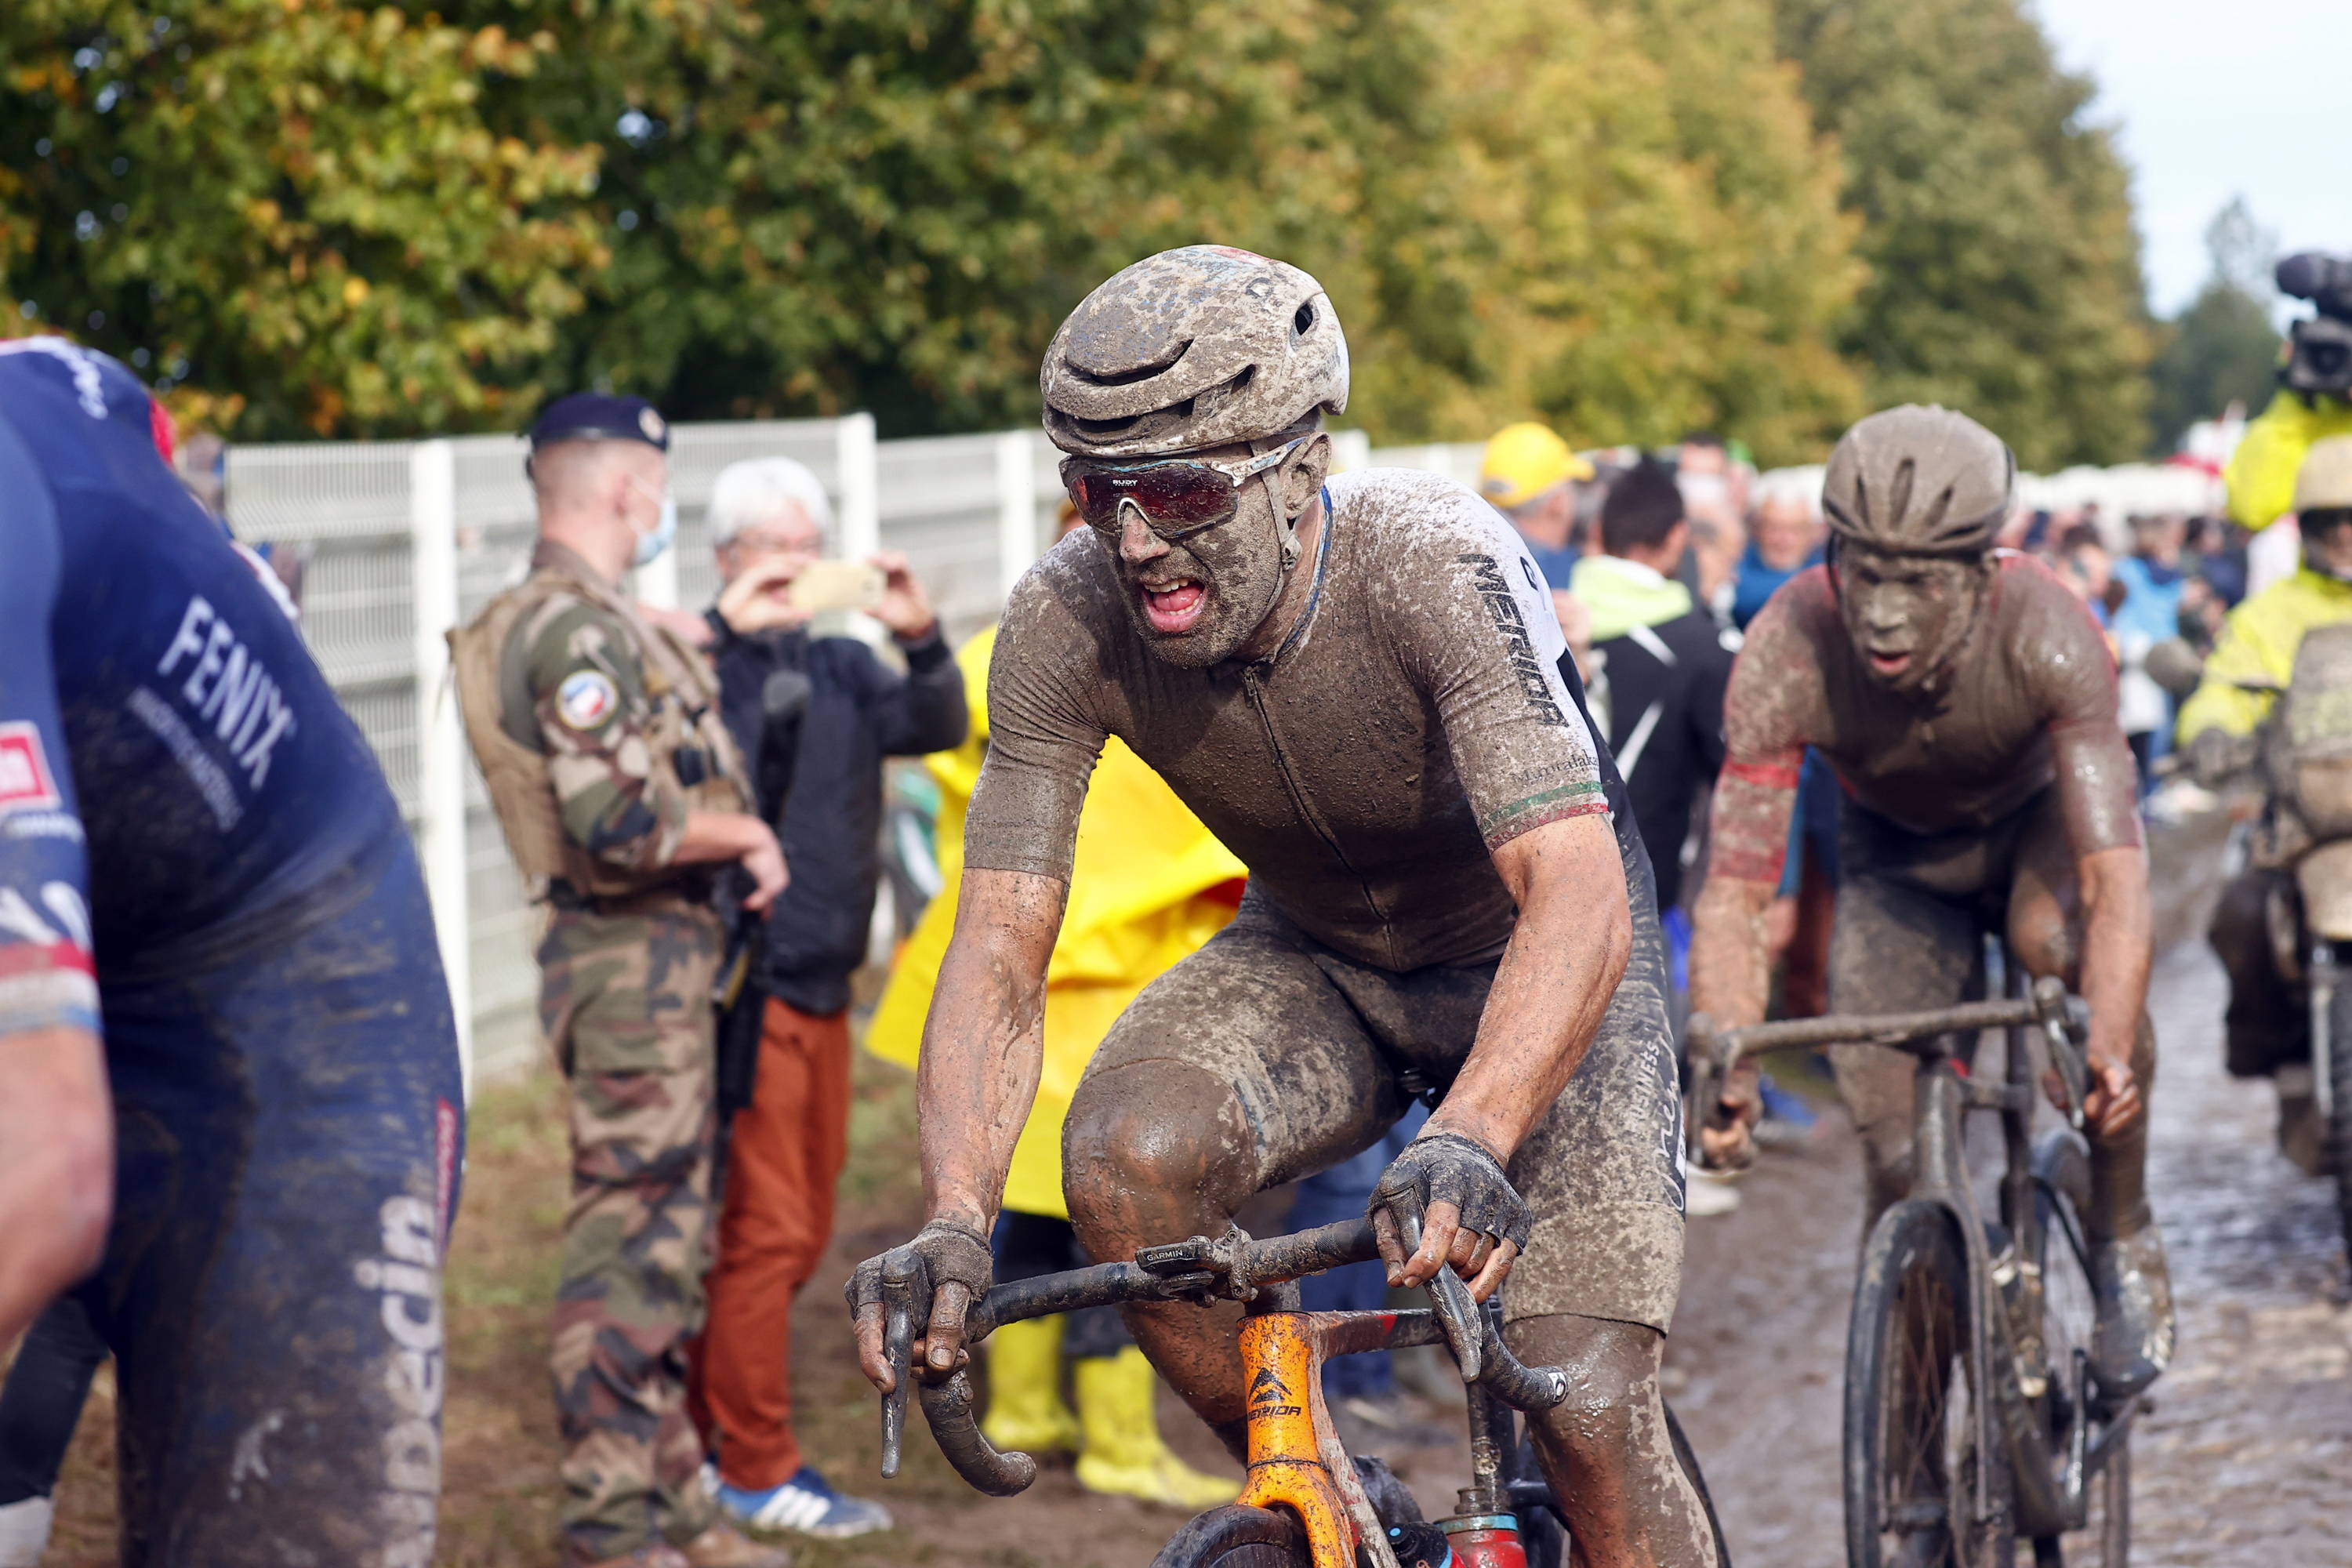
[850,247,1714,1566]
[1689,405,2174,1398]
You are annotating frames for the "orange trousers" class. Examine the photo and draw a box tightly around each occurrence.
[687,996,851,1490]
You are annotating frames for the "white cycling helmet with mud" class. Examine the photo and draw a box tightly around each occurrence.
[1040,245,1350,459]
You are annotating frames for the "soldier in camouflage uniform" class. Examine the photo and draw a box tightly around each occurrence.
[452,394,796,1568]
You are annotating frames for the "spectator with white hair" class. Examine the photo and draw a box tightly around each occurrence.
[1733,469,1825,630]
[688,456,965,1541]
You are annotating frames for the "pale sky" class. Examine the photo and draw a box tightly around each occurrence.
[2027,0,2346,318]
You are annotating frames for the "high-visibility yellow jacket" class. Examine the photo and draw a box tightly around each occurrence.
[866,623,1247,1219]
[2227,390,2352,531]
[2177,568,2352,742]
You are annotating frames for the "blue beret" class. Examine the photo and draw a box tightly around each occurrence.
[528,392,670,452]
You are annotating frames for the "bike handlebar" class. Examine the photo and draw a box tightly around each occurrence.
[877,1217,1570,1495]
[1687,975,2094,1155]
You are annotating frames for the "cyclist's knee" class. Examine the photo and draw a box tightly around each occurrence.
[1063,1060,1255,1242]
[2006,890,2082,986]
[1507,1313,1661,1454]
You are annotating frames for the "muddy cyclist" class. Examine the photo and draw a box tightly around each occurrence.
[849,245,1717,1566]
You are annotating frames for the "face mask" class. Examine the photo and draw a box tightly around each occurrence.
[632,489,678,568]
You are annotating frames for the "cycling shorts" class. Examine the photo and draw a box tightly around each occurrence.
[74,833,462,1568]
[1073,858,1687,1334]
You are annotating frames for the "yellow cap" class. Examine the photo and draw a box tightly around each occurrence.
[2295,436,2352,513]
[1479,422,1594,509]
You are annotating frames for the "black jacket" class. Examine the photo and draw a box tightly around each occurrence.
[1592,609,1734,911]
[705,613,967,1014]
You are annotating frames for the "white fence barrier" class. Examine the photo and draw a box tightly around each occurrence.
[225,417,1067,1083]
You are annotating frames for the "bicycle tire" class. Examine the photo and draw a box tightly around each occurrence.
[1149,1504,1309,1568]
[1511,1403,1733,1568]
[1665,1400,1735,1568]
[1846,1199,2013,1568]
[2328,976,2352,1265]
[2024,1131,2129,1566]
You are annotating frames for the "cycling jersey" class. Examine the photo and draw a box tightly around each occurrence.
[0,340,459,1568]
[969,468,1613,970]
[0,338,405,992]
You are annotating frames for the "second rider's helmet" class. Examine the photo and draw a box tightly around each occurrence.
[1041,245,1349,458]
[1822,405,2015,557]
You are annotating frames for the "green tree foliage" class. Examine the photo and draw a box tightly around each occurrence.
[1322,0,1863,462]
[1,0,1858,457]
[453,0,1860,459]
[1774,0,2154,468]
[0,2,603,437]
[2146,198,2281,453]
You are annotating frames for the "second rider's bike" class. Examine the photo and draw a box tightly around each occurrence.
[1691,971,2135,1567]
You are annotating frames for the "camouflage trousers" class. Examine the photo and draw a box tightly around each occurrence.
[538,902,725,1563]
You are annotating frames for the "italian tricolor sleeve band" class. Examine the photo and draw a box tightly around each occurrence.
[1480,779,1609,849]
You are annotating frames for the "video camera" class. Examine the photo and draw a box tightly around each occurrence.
[2278,251,2352,397]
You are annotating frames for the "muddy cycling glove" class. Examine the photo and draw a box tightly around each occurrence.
[1369,1131,1533,1251]
[848,1218,996,1373]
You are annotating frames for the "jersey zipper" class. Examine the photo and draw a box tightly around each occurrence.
[1238,662,1392,964]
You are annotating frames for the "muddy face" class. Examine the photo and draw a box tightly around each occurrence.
[1098,446,1302,668]
[1832,542,1989,696]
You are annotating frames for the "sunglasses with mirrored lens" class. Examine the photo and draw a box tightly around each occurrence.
[1061,437,1308,542]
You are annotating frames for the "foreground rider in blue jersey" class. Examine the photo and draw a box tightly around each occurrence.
[0,339,463,1567]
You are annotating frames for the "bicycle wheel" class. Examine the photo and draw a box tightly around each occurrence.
[1665,1401,1735,1568]
[1150,1504,1308,1568]
[2028,1132,2129,1566]
[1846,1200,2013,1568]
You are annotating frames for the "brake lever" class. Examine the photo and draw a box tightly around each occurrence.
[2031,977,2088,1133]
[1398,1211,1483,1381]
[878,1245,929,1478]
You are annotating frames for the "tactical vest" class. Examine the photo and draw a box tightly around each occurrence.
[449,561,749,902]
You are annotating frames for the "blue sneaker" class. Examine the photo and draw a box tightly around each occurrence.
[717,1467,894,1540]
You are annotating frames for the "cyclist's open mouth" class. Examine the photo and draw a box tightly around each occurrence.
[1867,649,1912,677]
[1142,579,1206,634]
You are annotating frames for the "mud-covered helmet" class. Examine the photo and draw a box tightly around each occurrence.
[1822,405,2014,557]
[1041,246,1349,458]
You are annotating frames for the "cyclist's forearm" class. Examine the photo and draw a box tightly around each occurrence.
[0,1025,114,1345]
[2078,845,2153,1071]
[1690,874,1776,1030]
[1433,815,1629,1160]
[914,868,1065,1229]
[1689,761,1798,1033]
